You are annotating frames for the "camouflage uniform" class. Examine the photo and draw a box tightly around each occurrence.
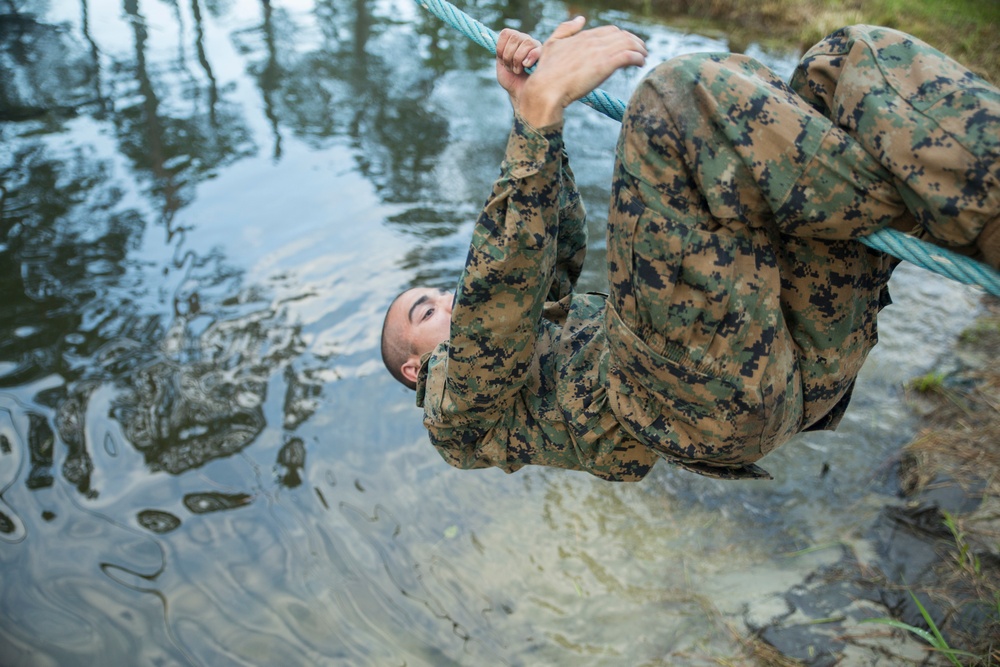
[415,26,1000,481]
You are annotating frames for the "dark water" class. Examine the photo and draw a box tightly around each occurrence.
[0,0,986,664]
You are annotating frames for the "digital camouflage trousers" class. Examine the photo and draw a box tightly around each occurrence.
[603,25,1000,475]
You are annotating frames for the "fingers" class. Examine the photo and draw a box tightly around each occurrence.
[547,15,586,41]
[543,19,646,71]
[581,28,647,73]
[609,48,647,71]
[499,20,645,72]
[496,18,647,115]
[497,28,542,74]
[515,41,540,70]
[575,24,647,61]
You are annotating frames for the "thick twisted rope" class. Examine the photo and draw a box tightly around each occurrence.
[417,0,1000,297]
[417,0,626,118]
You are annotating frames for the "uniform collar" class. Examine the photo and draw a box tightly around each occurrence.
[414,351,434,407]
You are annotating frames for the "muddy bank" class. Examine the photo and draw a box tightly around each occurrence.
[743,297,1000,666]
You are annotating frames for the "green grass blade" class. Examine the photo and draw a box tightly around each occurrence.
[860,618,937,644]
[909,590,950,649]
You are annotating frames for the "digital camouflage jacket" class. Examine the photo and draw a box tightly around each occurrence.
[416,115,660,481]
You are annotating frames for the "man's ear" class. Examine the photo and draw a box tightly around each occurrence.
[401,355,421,386]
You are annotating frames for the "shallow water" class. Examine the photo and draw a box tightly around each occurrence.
[0,0,986,664]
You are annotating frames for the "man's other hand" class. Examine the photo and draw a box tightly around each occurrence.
[519,17,647,128]
[495,28,542,111]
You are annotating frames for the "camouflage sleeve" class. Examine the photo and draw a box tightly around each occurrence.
[436,113,567,424]
[548,159,587,302]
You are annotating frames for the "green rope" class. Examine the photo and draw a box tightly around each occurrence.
[416,0,1000,296]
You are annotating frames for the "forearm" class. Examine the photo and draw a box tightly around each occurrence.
[441,114,565,418]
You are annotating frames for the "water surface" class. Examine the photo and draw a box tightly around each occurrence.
[0,0,985,663]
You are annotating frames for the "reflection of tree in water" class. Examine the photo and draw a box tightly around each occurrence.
[25,413,55,491]
[0,4,319,503]
[115,0,254,228]
[1,0,558,508]
[0,7,101,120]
[236,0,454,205]
[111,359,267,474]
[235,0,513,287]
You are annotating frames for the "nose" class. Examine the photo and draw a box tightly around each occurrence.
[442,291,455,314]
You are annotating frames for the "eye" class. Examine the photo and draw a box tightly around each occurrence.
[422,307,435,321]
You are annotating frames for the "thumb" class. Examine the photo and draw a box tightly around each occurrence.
[548,15,586,41]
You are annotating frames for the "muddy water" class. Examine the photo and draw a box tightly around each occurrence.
[0,0,984,663]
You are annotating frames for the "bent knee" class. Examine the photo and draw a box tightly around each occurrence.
[627,52,789,129]
[642,53,726,93]
[638,52,781,102]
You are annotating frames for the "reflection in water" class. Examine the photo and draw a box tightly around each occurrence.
[190,0,220,127]
[256,0,283,159]
[112,361,266,474]
[26,413,55,490]
[118,0,254,230]
[276,436,305,488]
[1,0,445,657]
[79,0,110,116]
[183,491,253,513]
[0,10,96,121]
[137,509,183,533]
[56,388,96,496]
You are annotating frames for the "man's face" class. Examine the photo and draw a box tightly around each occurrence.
[392,287,454,358]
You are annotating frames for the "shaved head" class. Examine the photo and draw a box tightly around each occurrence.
[381,292,416,390]
[380,287,454,390]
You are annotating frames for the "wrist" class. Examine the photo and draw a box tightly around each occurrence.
[517,79,565,128]
[507,90,521,114]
